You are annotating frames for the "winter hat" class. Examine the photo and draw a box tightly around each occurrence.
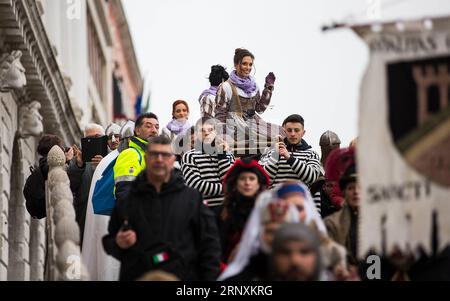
[325,147,357,191]
[106,123,121,137]
[277,182,307,199]
[224,158,270,189]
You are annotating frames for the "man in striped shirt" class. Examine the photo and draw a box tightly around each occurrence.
[181,117,235,217]
[259,114,323,212]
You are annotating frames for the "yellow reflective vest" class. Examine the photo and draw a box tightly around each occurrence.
[114,136,148,187]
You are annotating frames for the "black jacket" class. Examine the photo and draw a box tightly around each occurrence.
[103,169,222,281]
[284,138,312,152]
[23,158,49,219]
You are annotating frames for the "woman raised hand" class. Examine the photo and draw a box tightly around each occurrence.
[265,72,276,87]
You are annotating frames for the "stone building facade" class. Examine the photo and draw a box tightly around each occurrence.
[0,0,141,281]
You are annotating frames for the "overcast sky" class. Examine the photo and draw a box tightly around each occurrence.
[123,0,450,152]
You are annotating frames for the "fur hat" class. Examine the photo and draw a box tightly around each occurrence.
[224,158,270,189]
[325,147,357,191]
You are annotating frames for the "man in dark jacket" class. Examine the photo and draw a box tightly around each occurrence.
[103,135,221,281]
[68,123,105,245]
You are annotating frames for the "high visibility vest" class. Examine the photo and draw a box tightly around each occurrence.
[114,136,147,185]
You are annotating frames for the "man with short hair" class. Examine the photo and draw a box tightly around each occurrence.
[181,117,235,216]
[271,223,326,281]
[103,135,221,281]
[68,123,106,244]
[114,113,159,203]
[259,114,323,188]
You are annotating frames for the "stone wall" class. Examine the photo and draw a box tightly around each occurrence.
[0,92,45,281]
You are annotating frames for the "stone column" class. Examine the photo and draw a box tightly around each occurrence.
[8,101,43,281]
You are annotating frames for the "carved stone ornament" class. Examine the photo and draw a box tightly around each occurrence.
[17,101,44,138]
[0,50,27,91]
[47,145,66,168]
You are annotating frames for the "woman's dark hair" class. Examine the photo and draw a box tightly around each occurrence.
[209,65,229,87]
[234,48,255,66]
[37,134,65,157]
[221,159,270,221]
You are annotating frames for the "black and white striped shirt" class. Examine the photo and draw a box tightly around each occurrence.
[181,149,235,207]
[313,190,322,215]
[259,140,323,188]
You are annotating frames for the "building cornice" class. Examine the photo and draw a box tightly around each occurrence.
[0,0,82,143]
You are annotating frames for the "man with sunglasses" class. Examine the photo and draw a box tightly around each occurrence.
[103,135,221,281]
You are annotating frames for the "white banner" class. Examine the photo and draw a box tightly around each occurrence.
[356,16,450,258]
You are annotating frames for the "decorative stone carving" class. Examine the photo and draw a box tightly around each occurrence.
[17,101,44,138]
[53,200,76,223]
[54,217,80,247]
[56,241,90,281]
[47,146,66,168]
[47,168,70,189]
[0,50,27,91]
[50,185,73,207]
[70,98,84,124]
[55,240,79,277]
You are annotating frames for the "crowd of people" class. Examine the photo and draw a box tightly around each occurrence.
[23,48,450,281]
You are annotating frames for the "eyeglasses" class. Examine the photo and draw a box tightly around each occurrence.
[146,151,173,160]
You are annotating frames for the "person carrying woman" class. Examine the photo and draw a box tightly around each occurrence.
[215,48,284,156]
[198,65,229,118]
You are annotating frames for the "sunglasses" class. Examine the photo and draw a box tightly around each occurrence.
[146,151,173,160]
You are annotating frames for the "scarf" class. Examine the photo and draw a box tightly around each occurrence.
[229,70,257,97]
[166,119,191,136]
[198,86,219,103]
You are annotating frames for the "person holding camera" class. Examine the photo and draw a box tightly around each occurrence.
[259,114,323,190]
[68,123,106,245]
[181,117,235,218]
[103,135,221,281]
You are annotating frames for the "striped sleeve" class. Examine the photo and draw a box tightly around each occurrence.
[286,151,322,185]
[218,153,235,180]
[181,151,223,197]
[214,83,230,124]
[259,149,278,184]
[200,94,215,118]
[313,190,322,215]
